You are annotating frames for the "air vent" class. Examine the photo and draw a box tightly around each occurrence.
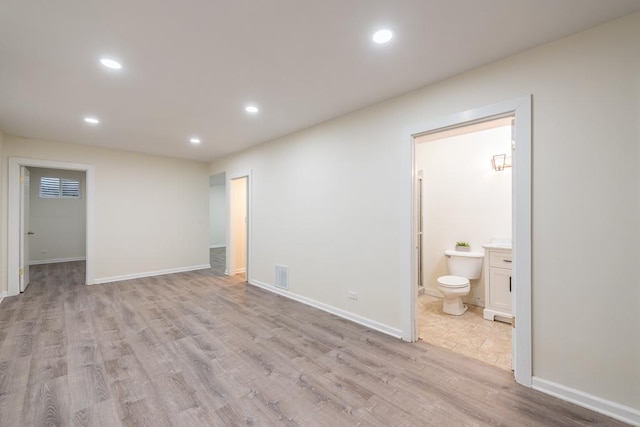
[275,265,289,290]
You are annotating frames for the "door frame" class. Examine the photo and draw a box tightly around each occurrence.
[8,157,95,295]
[404,95,532,387]
[226,170,252,281]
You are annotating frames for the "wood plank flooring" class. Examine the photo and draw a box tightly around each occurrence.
[0,253,625,426]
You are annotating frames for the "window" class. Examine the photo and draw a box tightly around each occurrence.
[39,177,81,198]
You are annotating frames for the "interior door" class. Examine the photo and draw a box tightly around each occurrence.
[19,166,31,292]
[417,170,424,288]
[510,117,516,370]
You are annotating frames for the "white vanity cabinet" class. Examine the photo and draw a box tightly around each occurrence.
[483,246,513,321]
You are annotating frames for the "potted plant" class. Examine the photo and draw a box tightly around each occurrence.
[455,242,471,252]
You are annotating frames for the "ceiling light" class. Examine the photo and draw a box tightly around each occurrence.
[190,137,201,144]
[84,117,99,124]
[100,58,122,70]
[373,29,393,44]
[245,105,259,114]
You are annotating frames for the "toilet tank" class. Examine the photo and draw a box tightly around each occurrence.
[445,250,484,279]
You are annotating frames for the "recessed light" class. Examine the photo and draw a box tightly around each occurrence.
[100,58,122,70]
[84,117,99,124]
[245,105,259,114]
[372,29,393,44]
[190,137,201,144]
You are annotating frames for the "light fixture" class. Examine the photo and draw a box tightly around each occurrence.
[100,58,122,70]
[245,105,259,114]
[373,29,393,44]
[84,116,100,124]
[491,154,512,171]
[190,137,201,144]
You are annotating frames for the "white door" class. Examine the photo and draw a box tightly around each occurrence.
[417,171,424,288]
[510,118,516,370]
[19,166,31,292]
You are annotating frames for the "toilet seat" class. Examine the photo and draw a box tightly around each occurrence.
[437,275,470,288]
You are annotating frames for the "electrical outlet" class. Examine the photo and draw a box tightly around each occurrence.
[348,291,358,300]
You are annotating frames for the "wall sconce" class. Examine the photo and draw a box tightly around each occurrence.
[491,154,512,171]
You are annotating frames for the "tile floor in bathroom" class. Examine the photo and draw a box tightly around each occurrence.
[418,293,512,371]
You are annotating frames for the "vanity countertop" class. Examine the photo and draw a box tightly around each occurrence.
[482,238,512,250]
[482,243,512,250]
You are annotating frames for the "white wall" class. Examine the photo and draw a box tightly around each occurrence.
[28,167,86,263]
[0,130,3,296]
[209,184,226,247]
[1,136,210,284]
[210,13,640,412]
[417,125,512,305]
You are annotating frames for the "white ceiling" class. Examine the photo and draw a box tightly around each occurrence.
[1,1,639,162]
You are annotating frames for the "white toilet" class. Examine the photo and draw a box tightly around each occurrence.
[437,250,484,315]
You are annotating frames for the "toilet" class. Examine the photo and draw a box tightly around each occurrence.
[437,250,484,315]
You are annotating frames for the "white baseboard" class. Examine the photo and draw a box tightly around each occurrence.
[532,377,640,426]
[250,279,403,339]
[93,264,211,285]
[424,288,442,298]
[0,291,6,304]
[464,296,485,307]
[30,256,86,266]
[235,268,246,274]
[423,288,485,308]
[209,244,226,249]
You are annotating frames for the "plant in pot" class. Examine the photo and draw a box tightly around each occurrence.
[455,242,471,252]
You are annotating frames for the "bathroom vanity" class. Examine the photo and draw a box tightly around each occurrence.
[482,242,513,322]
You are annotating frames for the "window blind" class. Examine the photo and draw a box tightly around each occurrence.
[61,178,80,197]
[39,177,80,198]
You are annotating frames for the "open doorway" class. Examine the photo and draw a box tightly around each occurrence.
[415,117,513,371]
[8,157,95,296]
[209,172,227,274]
[405,96,532,386]
[228,175,249,281]
[23,167,87,291]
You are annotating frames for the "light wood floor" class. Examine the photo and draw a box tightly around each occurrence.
[0,254,624,426]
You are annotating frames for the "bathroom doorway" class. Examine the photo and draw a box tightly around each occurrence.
[415,117,514,371]
[406,96,532,385]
